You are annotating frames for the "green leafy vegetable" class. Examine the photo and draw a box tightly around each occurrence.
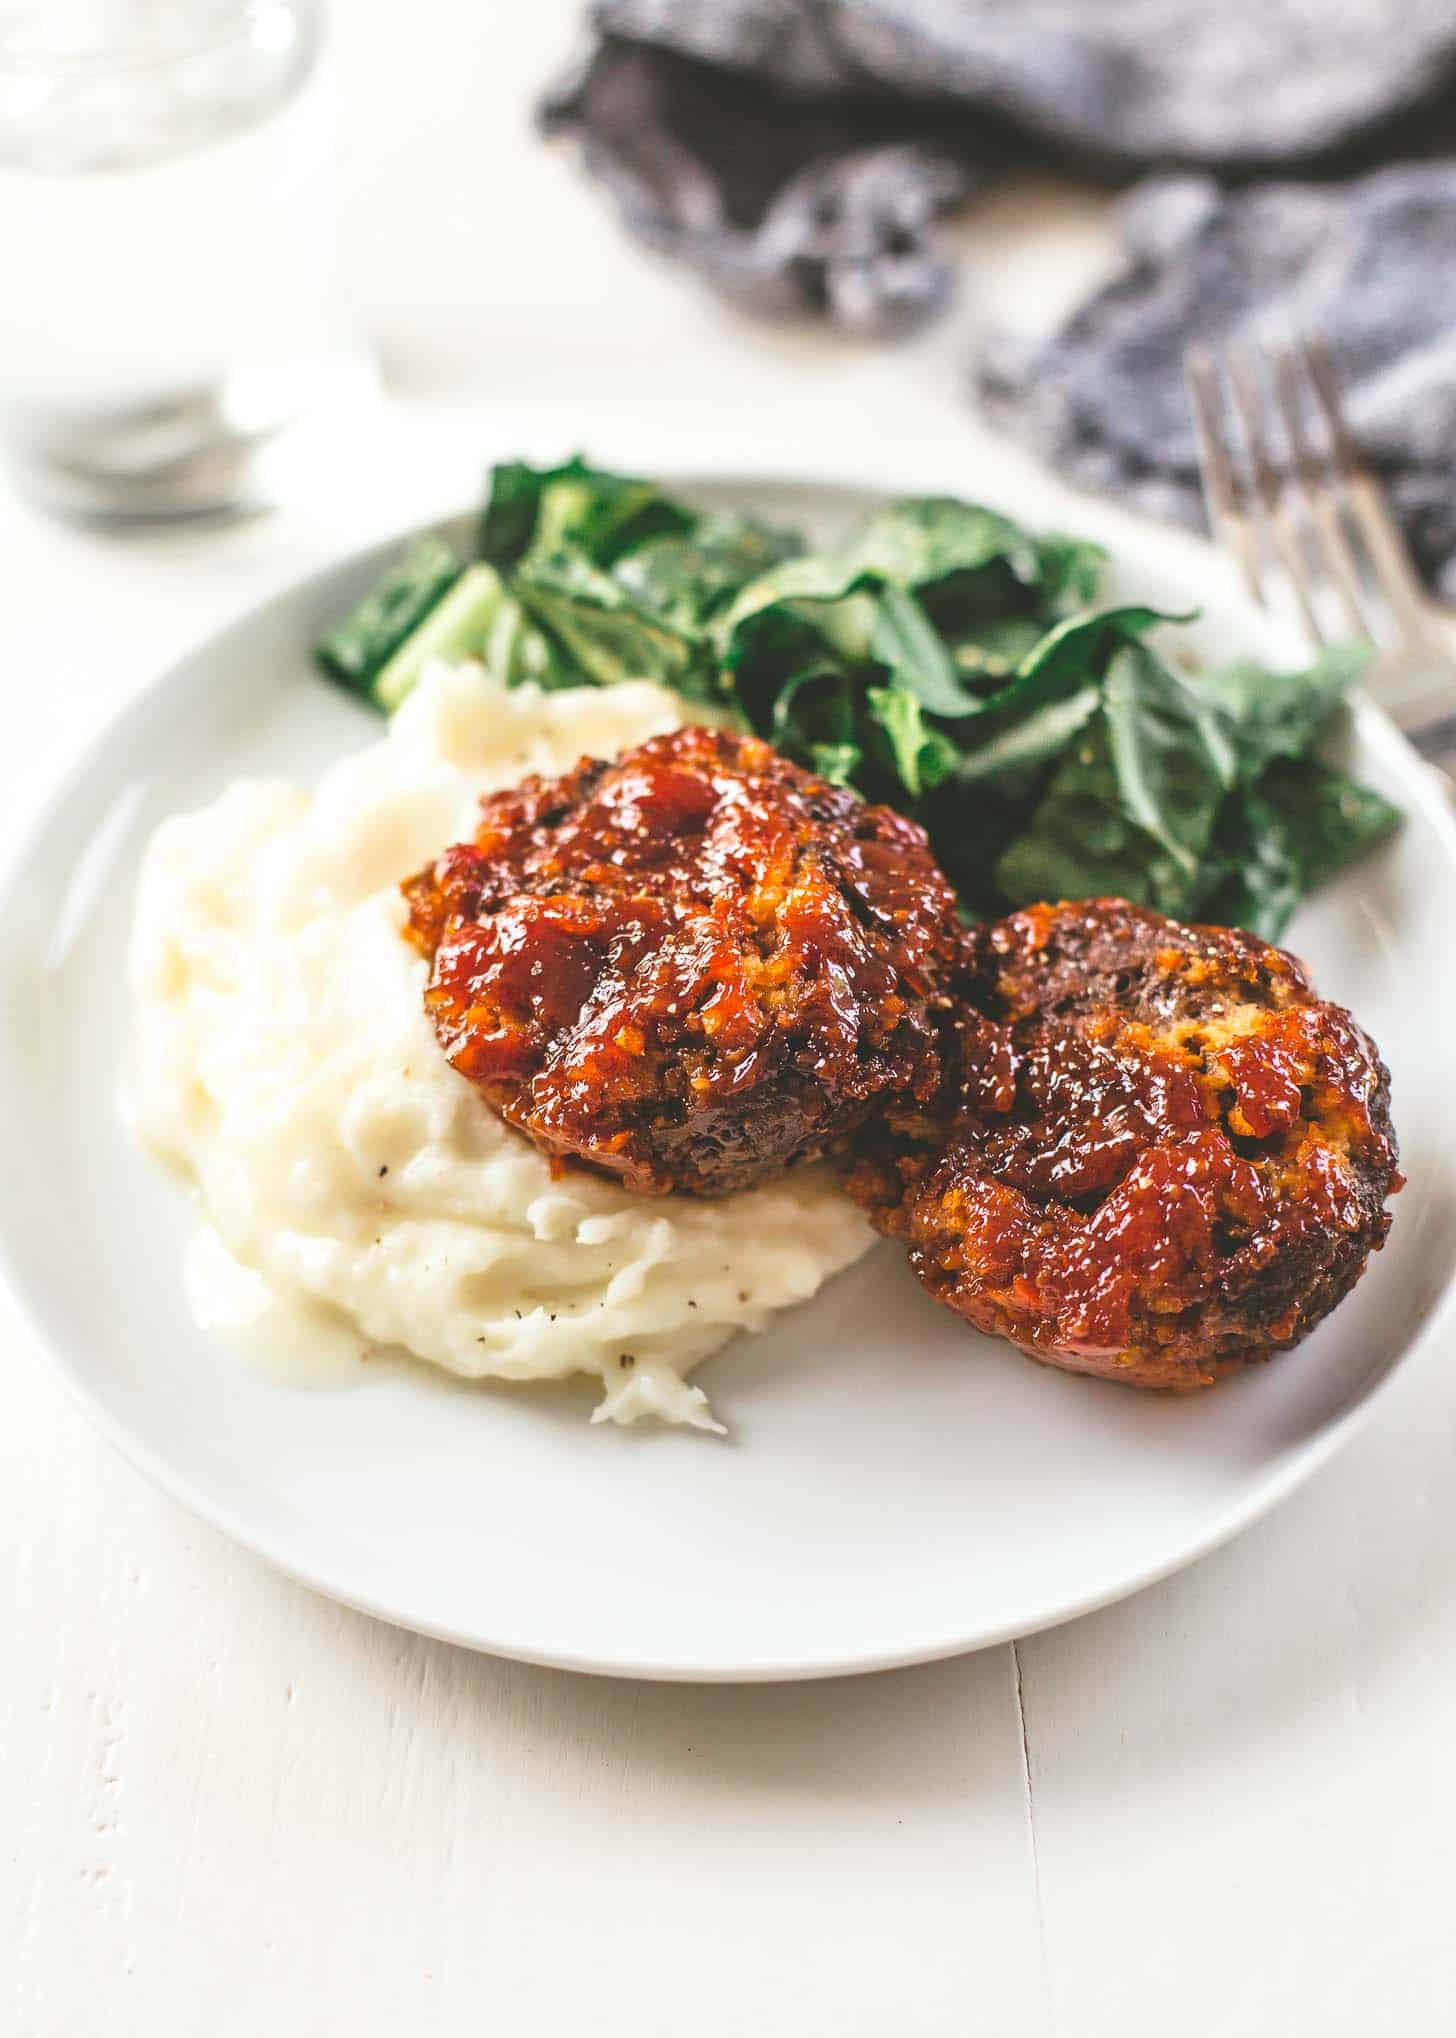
[868,584,985,718]
[865,685,961,799]
[809,740,862,786]
[935,609,1179,791]
[612,513,801,633]
[835,498,1104,619]
[477,456,694,572]
[716,556,882,670]
[373,564,511,713]
[480,461,801,707]
[990,631,1234,916]
[314,534,463,698]
[478,593,579,692]
[1207,758,1401,937]
[314,459,1399,936]
[1190,643,1394,936]
[511,545,718,700]
[1030,533,1110,613]
[1203,642,1370,782]
[949,613,1048,679]
[1102,641,1237,894]
[997,717,1199,912]
[947,684,1102,789]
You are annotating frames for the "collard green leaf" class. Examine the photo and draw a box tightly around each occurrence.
[315,534,463,697]
[951,684,1102,787]
[767,666,860,753]
[865,685,961,799]
[1265,755,1400,889]
[1203,642,1372,784]
[836,498,1041,589]
[1102,640,1237,886]
[481,593,579,691]
[612,513,802,633]
[474,461,548,571]
[1202,798,1303,938]
[950,614,1049,684]
[868,583,987,716]
[994,713,1203,915]
[319,461,1398,942]
[512,545,716,699]
[990,636,1237,920]
[1031,533,1108,612]
[717,505,1111,721]
[723,601,869,737]
[943,609,1181,788]
[918,521,1107,682]
[1014,604,1186,688]
[1207,755,1401,937]
[720,568,982,727]
[478,457,696,572]
[373,563,511,713]
[809,741,862,785]
[836,498,1105,614]
[716,553,880,658]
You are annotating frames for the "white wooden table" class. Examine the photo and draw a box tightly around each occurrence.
[5,7,1454,2031]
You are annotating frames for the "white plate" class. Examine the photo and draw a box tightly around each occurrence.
[3,473,1455,1682]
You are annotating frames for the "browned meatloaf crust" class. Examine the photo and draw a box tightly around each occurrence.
[845,898,1400,1389]
[402,725,965,1196]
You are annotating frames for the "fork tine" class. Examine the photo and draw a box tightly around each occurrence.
[1186,347,1265,612]
[1301,335,1435,648]
[1269,343,1376,642]
[1224,344,1326,644]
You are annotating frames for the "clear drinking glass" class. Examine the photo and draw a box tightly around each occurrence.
[0,0,372,520]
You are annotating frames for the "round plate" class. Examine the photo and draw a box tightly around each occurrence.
[3,473,1454,1682]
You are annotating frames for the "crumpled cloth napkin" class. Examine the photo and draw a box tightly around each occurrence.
[547,1,1456,332]
[979,165,1456,602]
[547,2,1456,586]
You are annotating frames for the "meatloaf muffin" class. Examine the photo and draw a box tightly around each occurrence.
[403,725,965,1196]
[846,898,1400,1389]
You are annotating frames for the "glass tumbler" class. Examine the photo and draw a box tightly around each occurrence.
[0,0,372,520]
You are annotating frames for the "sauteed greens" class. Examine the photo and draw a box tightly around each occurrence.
[317,458,1398,938]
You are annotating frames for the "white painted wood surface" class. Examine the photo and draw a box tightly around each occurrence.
[3,5,1454,2032]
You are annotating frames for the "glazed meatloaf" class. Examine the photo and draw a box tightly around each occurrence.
[846,898,1400,1389]
[403,725,965,1195]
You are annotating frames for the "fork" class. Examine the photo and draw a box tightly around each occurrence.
[1185,334,1456,780]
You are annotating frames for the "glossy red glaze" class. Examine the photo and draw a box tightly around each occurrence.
[403,725,965,1195]
[848,898,1400,1389]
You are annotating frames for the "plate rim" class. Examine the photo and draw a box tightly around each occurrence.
[3,467,1455,1682]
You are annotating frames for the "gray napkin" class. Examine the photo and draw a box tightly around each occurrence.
[542,36,983,332]
[979,166,1456,601]
[546,2,1456,585]
[547,1,1456,331]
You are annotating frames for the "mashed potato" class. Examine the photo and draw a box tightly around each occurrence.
[128,664,873,1430]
